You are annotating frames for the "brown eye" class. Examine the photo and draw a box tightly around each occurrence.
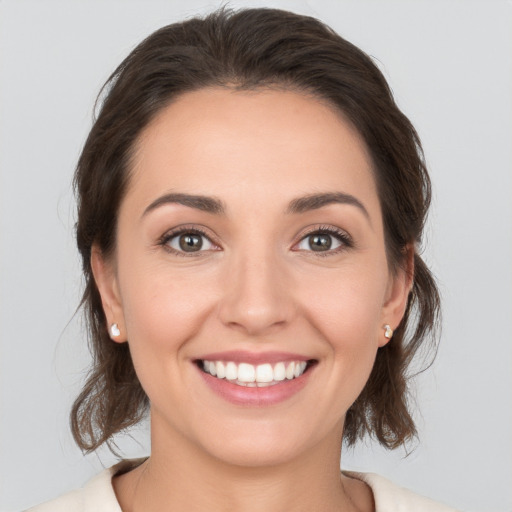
[179,233,203,252]
[166,231,215,253]
[295,228,350,254]
[308,234,332,251]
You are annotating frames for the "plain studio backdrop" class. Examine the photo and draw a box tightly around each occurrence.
[0,1,511,511]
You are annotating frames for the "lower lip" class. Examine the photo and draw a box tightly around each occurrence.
[197,365,313,406]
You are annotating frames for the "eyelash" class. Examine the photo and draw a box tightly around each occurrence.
[294,225,354,256]
[158,226,218,257]
[158,224,353,257]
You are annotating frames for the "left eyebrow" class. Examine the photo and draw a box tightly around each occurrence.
[286,192,370,221]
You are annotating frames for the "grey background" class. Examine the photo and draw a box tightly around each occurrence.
[1,1,511,511]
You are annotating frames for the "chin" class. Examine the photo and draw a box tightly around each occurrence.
[204,433,306,468]
[189,413,339,469]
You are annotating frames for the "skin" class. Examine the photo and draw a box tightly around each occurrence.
[92,88,412,512]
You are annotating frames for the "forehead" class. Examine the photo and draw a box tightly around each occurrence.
[126,87,378,215]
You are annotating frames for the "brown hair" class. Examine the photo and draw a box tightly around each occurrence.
[71,7,440,453]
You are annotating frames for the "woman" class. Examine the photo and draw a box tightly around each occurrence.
[28,8,457,511]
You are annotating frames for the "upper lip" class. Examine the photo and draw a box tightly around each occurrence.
[195,350,314,365]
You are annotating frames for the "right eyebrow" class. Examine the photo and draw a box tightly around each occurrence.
[141,193,226,218]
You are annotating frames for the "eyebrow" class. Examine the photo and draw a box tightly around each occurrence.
[286,192,370,220]
[142,191,369,221]
[142,193,225,217]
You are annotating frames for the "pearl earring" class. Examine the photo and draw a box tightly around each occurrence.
[110,323,121,337]
[384,324,393,339]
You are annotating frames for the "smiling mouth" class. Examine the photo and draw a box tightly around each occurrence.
[197,359,316,387]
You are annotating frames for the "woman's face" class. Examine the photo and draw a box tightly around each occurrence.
[93,88,410,466]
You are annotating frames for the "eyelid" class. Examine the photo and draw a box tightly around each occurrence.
[158,224,221,256]
[292,224,354,254]
[157,223,353,256]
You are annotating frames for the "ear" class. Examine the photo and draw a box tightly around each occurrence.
[90,245,127,343]
[379,246,414,347]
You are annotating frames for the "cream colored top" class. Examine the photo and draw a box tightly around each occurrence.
[27,460,458,512]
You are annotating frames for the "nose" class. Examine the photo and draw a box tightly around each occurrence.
[217,249,295,336]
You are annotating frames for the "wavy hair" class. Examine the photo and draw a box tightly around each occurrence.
[71,7,440,453]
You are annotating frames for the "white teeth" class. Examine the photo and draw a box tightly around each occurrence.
[294,361,307,378]
[238,363,256,383]
[225,362,237,381]
[274,362,286,381]
[201,359,310,385]
[216,361,226,379]
[255,363,273,383]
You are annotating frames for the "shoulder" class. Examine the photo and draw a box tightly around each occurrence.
[26,463,458,512]
[344,471,459,512]
[25,464,124,512]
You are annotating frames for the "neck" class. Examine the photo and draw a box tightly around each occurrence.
[113,414,373,512]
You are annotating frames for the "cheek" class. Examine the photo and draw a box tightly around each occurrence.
[297,262,387,390]
[301,262,387,339]
[115,265,224,422]
[117,261,218,367]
